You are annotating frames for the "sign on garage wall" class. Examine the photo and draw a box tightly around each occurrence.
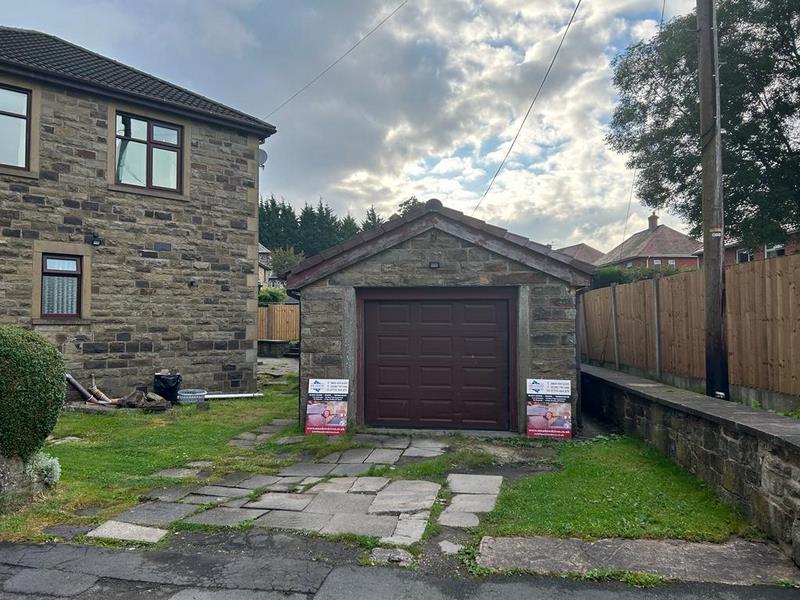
[305,378,349,435]
[526,378,572,439]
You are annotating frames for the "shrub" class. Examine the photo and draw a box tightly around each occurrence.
[24,451,61,487]
[592,266,680,289]
[0,326,65,460]
[258,287,287,306]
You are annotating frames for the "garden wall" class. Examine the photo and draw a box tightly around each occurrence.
[581,363,800,566]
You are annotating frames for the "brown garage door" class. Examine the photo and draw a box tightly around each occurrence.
[364,297,509,430]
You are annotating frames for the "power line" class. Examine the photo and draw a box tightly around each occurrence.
[266,0,409,118]
[472,0,583,215]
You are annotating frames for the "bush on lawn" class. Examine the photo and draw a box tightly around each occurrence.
[0,326,65,461]
[24,451,61,487]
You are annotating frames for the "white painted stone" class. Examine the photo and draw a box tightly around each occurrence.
[87,520,167,543]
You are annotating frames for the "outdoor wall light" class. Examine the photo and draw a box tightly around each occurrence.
[89,231,103,246]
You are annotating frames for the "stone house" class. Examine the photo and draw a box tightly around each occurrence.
[286,199,593,433]
[0,28,276,396]
[596,214,701,271]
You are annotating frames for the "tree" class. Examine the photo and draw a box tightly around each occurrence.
[607,0,800,247]
[361,205,385,231]
[258,287,287,306]
[270,246,305,278]
[397,196,424,216]
[339,214,361,240]
[258,195,297,249]
[296,199,342,257]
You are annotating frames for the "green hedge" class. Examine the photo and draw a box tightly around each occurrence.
[0,326,65,460]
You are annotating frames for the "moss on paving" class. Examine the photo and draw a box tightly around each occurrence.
[479,436,750,542]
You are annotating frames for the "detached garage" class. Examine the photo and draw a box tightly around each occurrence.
[286,199,593,433]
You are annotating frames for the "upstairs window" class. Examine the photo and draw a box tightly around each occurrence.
[765,244,785,259]
[736,248,754,263]
[0,84,30,169]
[41,254,82,318]
[115,112,182,192]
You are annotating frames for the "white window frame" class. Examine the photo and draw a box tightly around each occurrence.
[765,243,785,259]
[652,259,662,266]
[736,248,754,263]
[668,259,676,267]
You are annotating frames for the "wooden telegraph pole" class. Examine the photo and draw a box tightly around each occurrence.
[697,0,729,399]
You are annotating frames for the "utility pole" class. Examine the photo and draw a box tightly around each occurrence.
[697,0,729,400]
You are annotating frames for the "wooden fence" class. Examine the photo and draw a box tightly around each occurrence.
[581,253,800,399]
[258,304,299,340]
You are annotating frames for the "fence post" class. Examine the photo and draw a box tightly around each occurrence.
[653,276,662,378]
[610,283,620,370]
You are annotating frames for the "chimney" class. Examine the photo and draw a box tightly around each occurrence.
[648,213,659,231]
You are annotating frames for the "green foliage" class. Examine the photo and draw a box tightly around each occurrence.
[607,0,800,247]
[0,326,65,460]
[361,205,385,231]
[258,287,287,306]
[579,569,667,588]
[338,214,361,240]
[592,266,678,289]
[25,451,61,487]
[397,196,423,216]
[258,195,298,250]
[480,436,749,542]
[269,246,305,279]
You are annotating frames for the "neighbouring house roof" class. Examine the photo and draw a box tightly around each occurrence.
[258,243,271,254]
[286,198,595,289]
[597,218,700,267]
[556,243,605,265]
[258,243,272,269]
[0,27,276,138]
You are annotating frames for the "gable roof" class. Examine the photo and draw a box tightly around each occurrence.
[556,243,604,265]
[286,199,594,289]
[597,224,701,267]
[0,27,276,139]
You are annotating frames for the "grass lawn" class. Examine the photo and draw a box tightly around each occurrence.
[479,436,751,542]
[0,376,356,543]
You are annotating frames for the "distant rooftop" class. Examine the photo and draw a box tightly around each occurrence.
[556,243,605,265]
[0,27,276,138]
[597,214,700,266]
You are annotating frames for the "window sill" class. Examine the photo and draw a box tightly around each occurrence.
[108,184,188,202]
[32,318,91,326]
[0,165,38,180]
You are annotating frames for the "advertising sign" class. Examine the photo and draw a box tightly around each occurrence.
[305,379,349,435]
[526,378,572,439]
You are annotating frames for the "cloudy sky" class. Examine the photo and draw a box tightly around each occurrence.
[6,0,697,253]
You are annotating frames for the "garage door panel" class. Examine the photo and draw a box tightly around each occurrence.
[365,297,509,430]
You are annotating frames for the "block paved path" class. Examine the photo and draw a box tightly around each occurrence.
[0,539,795,599]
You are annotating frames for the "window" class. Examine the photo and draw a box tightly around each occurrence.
[626,261,633,268]
[652,259,662,266]
[736,248,754,263]
[41,254,82,318]
[668,259,676,267]
[0,84,30,169]
[115,112,182,192]
[765,244,785,259]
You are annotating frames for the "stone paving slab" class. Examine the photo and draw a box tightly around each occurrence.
[279,463,336,477]
[169,588,306,600]
[330,463,373,476]
[304,492,375,515]
[266,476,306,491]
[183,507,267,526]
[381,518,427,546]
[154,468,203,479]
[438,510,479,528]
[402,447,443,458]
[411,438,449,450]
[193,485,252,498]
[186,461,213,468]
[320,513,398,537]
[239,474,282,489]
[449,494,497,513]
[339,448,373,463]
[215,472,254,486]
[115,502,197,527]
[3,567,98,597]
[320,452,341,463]
[308,478,357,494]
[477,536,800,585]
[86,520,168,543]
[350,477,390,494]
[369,481,440,515]
[366,448,403,464]
[254,510,330,532]
[229,439,256,448]
[143,485,197,502]
[42,524,93,541]
[181,494,227,505]
[245,493,312,511]
[447,474,503,495]
[274,435,305,445]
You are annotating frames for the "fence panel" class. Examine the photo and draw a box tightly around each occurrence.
[581,254,800,399]
[258,304,299,340]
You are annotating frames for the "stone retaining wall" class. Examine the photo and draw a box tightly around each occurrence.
[581,364,800,565]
